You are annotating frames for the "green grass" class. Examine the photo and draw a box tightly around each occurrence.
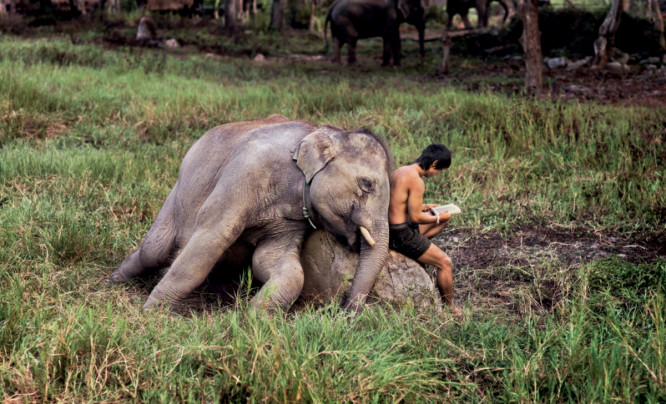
[0,34,664,402]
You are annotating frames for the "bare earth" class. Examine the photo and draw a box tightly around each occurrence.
[434,225,665,312]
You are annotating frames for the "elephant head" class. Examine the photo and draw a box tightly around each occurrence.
[396,0,426,60]
[293,126,393,311]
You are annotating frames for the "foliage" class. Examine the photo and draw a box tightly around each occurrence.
[456,8,666,57]
[0,35,664,402]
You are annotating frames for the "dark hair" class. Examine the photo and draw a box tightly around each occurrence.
[415,144,451,170]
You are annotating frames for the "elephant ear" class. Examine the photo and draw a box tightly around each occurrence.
[293,126,339,183]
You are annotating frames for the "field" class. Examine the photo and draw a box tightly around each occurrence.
[1,19,665,403]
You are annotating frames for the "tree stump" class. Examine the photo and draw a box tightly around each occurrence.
[593,0,624,66]
[136,16,157,41]
[518,0,543,94]
[300,230,440,308]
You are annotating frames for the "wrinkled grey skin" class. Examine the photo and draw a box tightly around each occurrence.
[446,0,510,29]
[325,0,426,66]
[111,115,393,313]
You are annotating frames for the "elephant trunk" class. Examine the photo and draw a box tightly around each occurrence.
[342,221,389,313]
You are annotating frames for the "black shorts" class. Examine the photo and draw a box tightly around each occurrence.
[388,222,431,260]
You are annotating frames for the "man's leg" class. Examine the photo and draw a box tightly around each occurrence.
[419,222,448,239]
[417,244,462,316]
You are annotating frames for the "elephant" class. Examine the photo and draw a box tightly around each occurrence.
[324,0,426,66]
[111,115,394,313]
[446,0,513,29]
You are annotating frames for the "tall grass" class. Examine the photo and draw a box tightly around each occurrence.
[1,36,664,402]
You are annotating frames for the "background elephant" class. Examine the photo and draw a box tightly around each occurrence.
[446,0,513,29]
[325,0,426,66]
[111,115,394,313]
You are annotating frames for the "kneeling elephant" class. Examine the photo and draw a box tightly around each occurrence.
[112,115,393,313]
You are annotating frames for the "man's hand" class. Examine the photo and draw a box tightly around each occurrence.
[421,203,439,211]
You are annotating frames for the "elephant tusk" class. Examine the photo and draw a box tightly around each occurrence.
[359,226,376,247]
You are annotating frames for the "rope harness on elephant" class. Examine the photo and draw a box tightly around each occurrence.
[303,177,317,230]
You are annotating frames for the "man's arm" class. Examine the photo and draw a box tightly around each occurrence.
[407,180,450,225]
[421,203,439,211]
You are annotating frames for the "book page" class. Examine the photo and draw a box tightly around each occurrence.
[430,204,461,216]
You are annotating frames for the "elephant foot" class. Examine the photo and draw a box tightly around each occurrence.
[109,268,130,284]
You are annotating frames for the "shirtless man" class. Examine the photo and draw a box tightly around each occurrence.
[388,144,461,316]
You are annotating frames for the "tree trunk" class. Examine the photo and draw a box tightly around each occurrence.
[518,0,543,94]
[270,0,286,31]
[236,0,244,21]
[593,0,624,65]
[646,0,665,50]
[440,27,451,75]
[308,0,316,32]
[224,0,237,31]
[9,0,15,15]
[109,0,121,15]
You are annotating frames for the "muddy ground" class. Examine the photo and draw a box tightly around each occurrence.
[435,226,665,312]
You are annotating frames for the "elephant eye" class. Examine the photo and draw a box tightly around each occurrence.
[357,177,375,193]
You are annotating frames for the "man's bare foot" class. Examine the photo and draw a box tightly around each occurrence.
[449,305,463,318]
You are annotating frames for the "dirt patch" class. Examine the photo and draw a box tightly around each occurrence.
[433,226,665,312]
[437,225,665,269]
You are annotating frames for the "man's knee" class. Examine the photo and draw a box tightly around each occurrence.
[437,251,452,271]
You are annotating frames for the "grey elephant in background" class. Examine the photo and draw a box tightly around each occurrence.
[446,0,512,29]
[111,115,393,313]
[325,0,426,66]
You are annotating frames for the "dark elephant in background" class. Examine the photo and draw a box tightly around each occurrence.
[111,115,393,313]
[446,0,513,29]
[325,0,426,66]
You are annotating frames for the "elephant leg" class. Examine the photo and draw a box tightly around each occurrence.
[250,236,305,312]
[332,37,342,63]
[478,1,489,27]
[111,195,177,283]
[143,227,241,310]
[392,32,402,67]
[347,38,358,65]
[382,37,392,66]
[460,10,473,29]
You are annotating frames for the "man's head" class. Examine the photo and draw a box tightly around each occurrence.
[415,144,451,174]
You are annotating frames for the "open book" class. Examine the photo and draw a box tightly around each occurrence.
[430,204,462,216]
